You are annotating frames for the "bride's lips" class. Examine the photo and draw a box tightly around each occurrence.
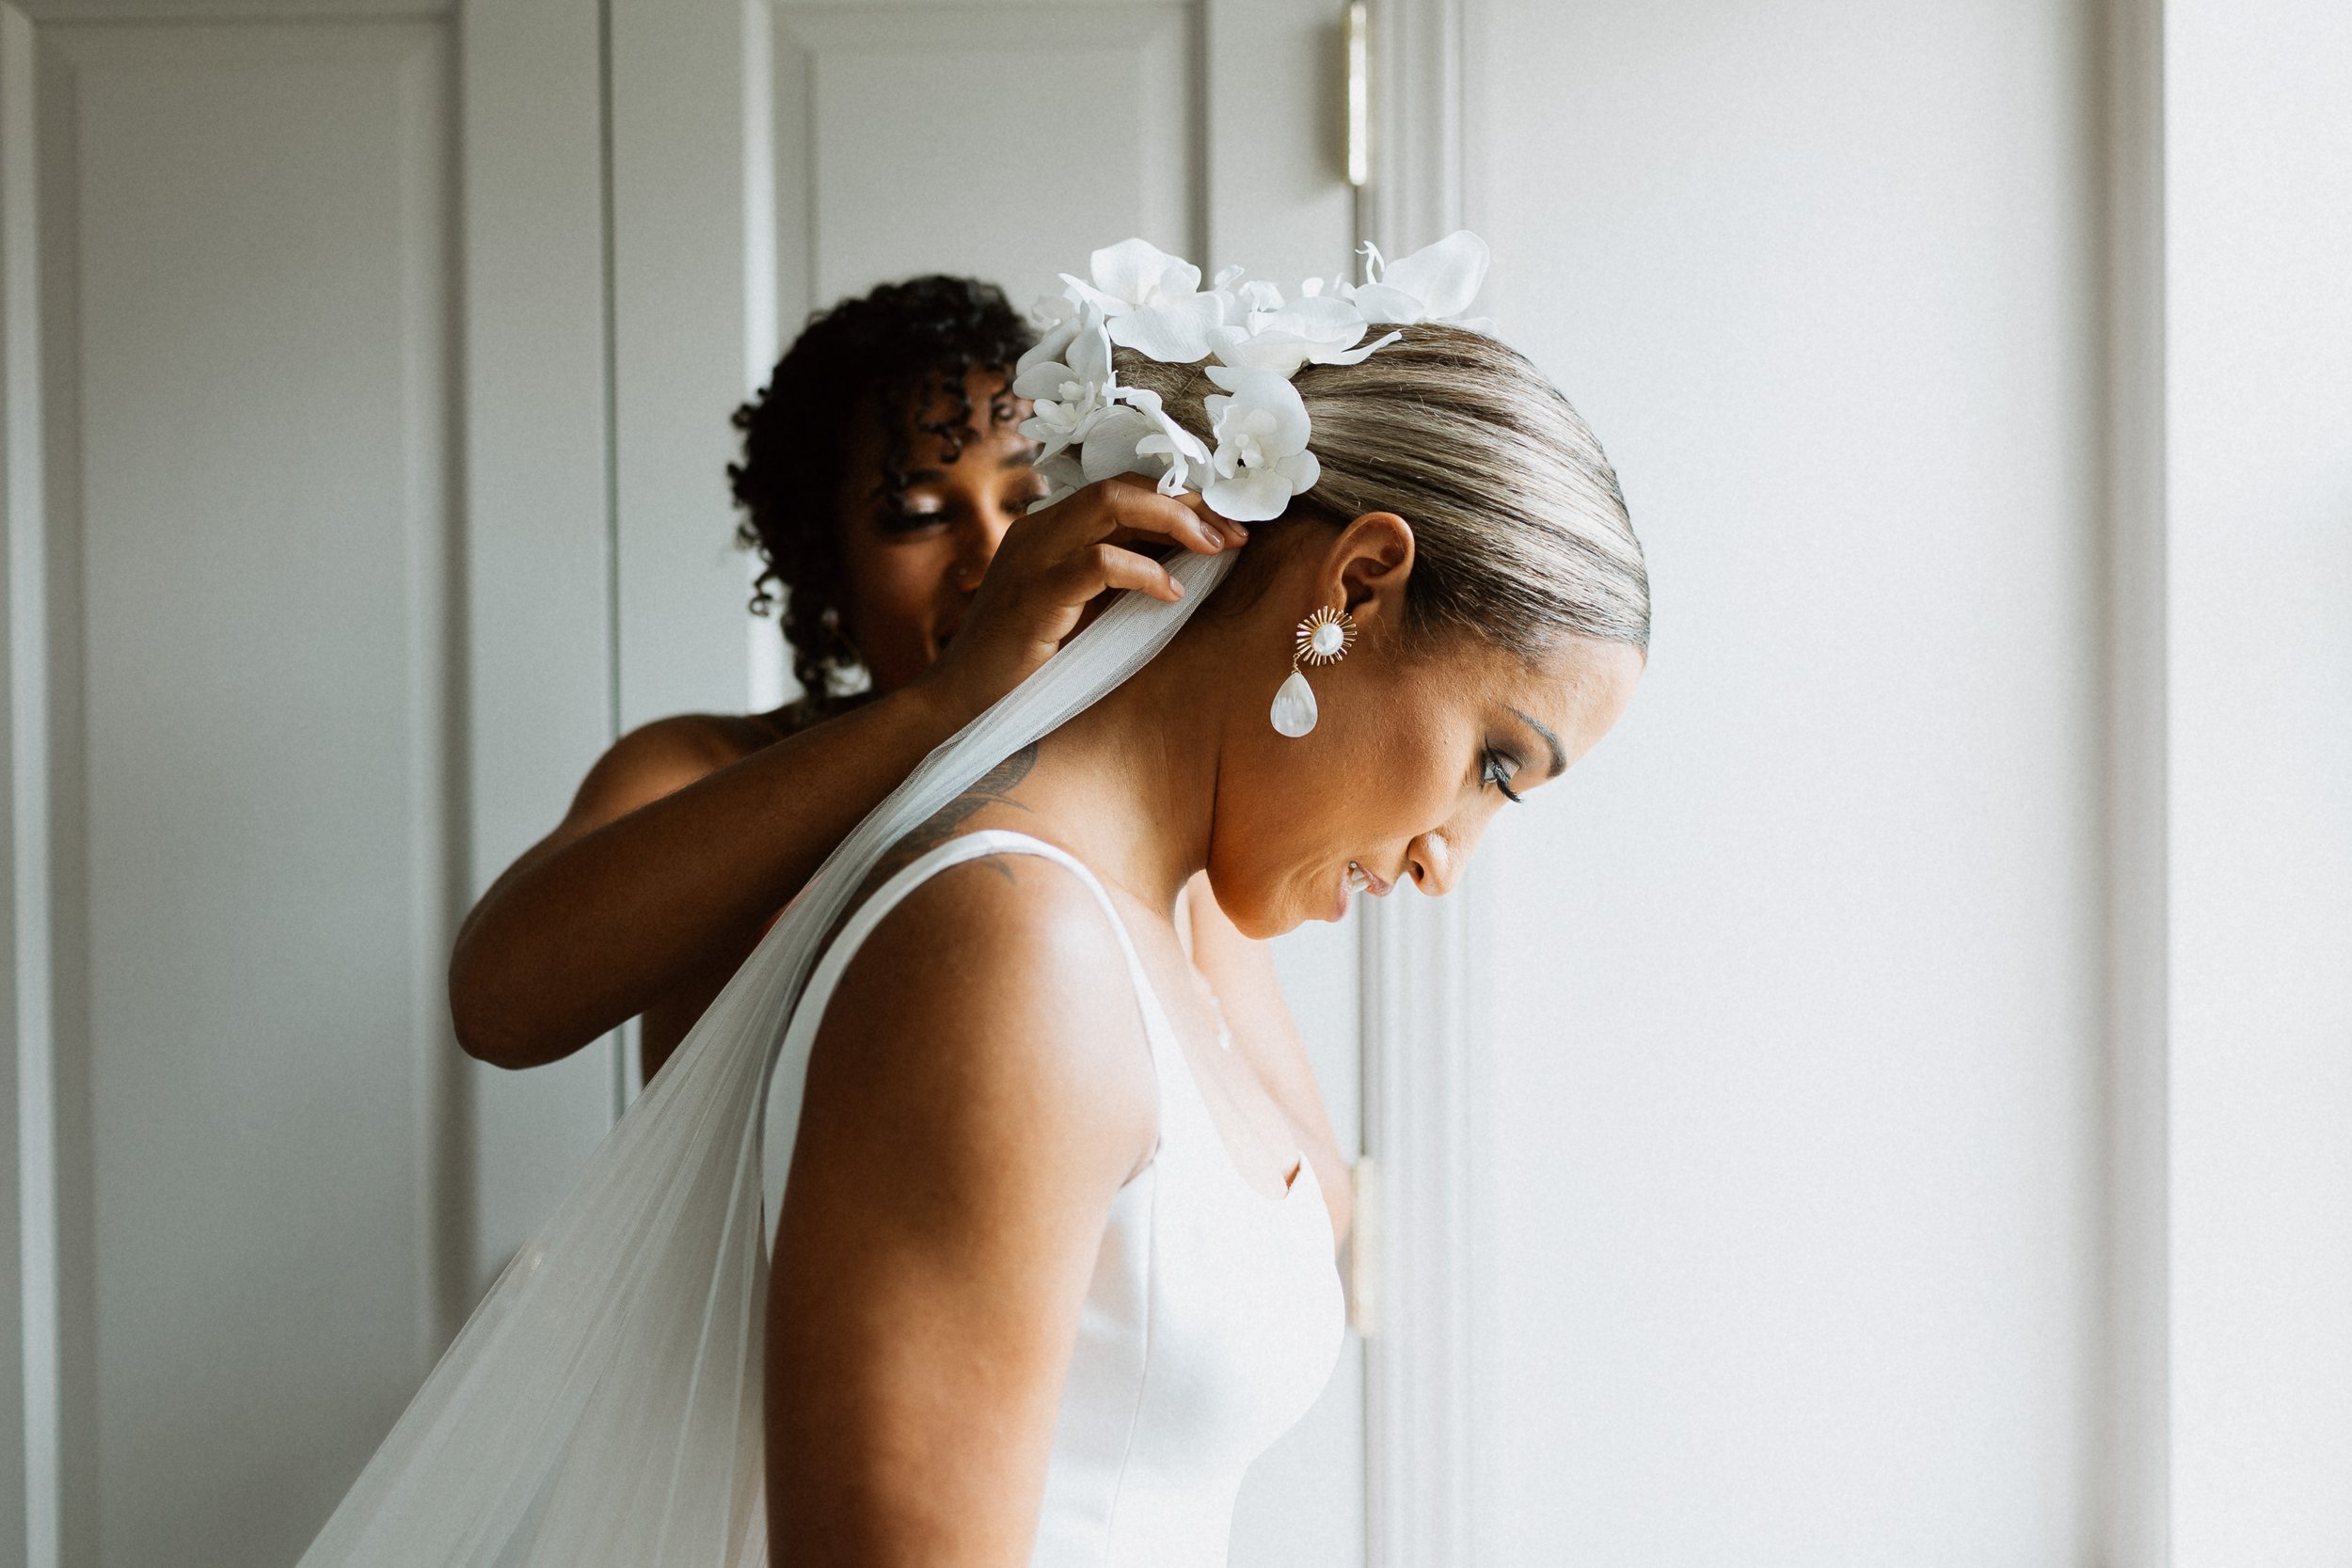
[1334,860,1395,918]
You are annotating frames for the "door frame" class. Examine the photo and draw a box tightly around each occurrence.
[1354,3,1489,1566]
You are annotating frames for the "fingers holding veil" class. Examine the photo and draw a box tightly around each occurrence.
[922,476,1248,719]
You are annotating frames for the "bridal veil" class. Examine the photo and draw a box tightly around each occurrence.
[296,550,1234,1568]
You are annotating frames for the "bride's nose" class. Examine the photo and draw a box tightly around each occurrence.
[1406,829,1460,897]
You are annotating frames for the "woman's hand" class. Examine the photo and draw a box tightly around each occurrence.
[914,477,1242,727]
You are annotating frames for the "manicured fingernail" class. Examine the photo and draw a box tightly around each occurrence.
[1201,525,1224,548]
[1170,576,1186,597]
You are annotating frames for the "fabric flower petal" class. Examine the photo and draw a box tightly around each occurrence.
[1376,230,1489,320]
[1211,332,1316,376]
[1350,280,1428,325]
[1202,466,1295,523]
[1134,426,1208,494]
[1315,327,1402,366]
[1089,237,1200,306]
[1078,406,1156,484]
[1213,294,1379,372]
[1016,290,1089,376]
[1010,360,1068,400]
[1058,272,1132,318]
[1205,365,1311,453]
[1026,452,1086,513]
[1254,293,1366,340]
[1107,293,1228,362]
[1066,315,1113,382]
[1016,313,1081,379]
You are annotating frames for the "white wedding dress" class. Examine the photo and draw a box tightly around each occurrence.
[295,547,1342,1566]
[765,828,1344,1565]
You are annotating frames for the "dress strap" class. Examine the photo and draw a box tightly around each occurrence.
[760,829,1167,1239]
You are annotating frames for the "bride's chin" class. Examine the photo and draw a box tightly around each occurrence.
[1205,880,1306,942]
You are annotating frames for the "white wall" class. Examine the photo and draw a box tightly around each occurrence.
[2165,0,2352,1559]
[1473,2,2106,1560]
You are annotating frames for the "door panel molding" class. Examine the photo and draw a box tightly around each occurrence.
[1355,4,1485,1566]
[0,6,612,1564]
[454,0,621,1318]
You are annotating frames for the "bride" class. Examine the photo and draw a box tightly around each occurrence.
[299,235,1647,1568]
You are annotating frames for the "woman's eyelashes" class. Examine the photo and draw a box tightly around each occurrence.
[875,483,1044,537]
[875,499,946,537]
[1481,748,1524,803]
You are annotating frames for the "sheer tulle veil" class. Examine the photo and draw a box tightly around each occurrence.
[296,549,1234,1567]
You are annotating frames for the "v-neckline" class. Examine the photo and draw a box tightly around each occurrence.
[1103,905,1310,1208]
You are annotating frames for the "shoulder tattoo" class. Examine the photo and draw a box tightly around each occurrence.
[830,743,1041,937]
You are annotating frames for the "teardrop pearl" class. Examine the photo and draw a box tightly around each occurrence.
[1270,668,1319,737]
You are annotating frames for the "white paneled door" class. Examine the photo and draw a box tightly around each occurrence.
[605,3,1367,1562]
[0,4,613,1565]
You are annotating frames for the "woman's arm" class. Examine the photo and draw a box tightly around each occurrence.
[765,857,1155,1566]
[449,482,1237,1069]
[1184,876,1354,1243]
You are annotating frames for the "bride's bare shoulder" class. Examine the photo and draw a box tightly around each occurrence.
[799,846,1157,1184]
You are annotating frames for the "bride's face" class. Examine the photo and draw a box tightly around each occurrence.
[1203,521,1644,938]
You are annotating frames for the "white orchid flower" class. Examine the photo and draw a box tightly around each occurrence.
[1210,294,1402,377]
[1235,278,1285,312]
[1350,230,1492,327]
[1059,237,1235,363]
[1079,388,1212,497]
[1013,232,1484,520]
[1012,308,1116,462]
[1201,365,1322,522]
[1016,289,1089,381]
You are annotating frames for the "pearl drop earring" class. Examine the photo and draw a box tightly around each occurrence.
[1270,605,1357,737]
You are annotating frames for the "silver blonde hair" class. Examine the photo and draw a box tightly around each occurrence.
[1117,324,1650,654]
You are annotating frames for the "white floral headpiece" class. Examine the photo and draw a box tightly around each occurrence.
[1011,231,1491,523]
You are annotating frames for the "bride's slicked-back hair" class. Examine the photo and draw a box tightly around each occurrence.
[1116,324,1649,654]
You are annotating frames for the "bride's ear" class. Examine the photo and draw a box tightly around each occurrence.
[1324,512,1417,634]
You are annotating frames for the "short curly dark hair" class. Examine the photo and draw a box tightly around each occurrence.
[730,275,1036,703]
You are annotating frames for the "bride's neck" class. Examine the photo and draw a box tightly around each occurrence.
[1026,626,1226,916]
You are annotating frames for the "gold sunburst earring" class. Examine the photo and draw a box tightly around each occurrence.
[1270,605,1357,737]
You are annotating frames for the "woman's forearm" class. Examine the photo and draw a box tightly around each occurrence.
[450,481,1237,1070]
[449,684,963,1068]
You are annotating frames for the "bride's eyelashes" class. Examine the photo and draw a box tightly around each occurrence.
[1481,748,1524,803]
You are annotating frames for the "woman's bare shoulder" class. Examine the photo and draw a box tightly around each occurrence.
[805,847,1158,1181]
[561,709,790,831]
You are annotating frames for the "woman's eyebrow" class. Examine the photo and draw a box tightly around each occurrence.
[1507,705,1567,777]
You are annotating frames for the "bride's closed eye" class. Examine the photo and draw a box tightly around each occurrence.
[1481,749,1524,803]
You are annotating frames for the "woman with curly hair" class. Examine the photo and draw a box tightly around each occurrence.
[449,275,1349,1231]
